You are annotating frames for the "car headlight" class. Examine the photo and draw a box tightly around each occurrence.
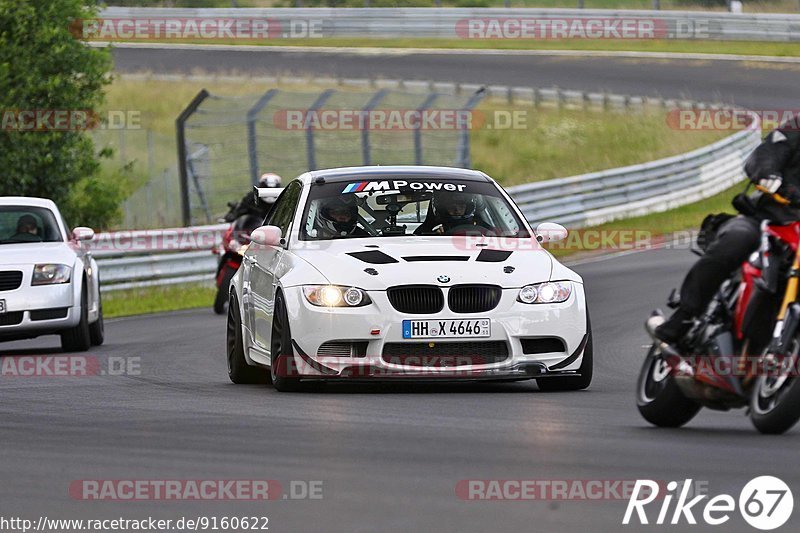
[32,264,72,286]
[303,285,372,307]
[518,281,572,304]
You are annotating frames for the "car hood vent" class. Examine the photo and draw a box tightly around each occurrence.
[403,256,470,262]
[346,250,399,264]
[475,249,513,262]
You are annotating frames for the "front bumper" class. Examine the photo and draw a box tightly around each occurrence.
[278,283,588,381]
[0,268,78,340]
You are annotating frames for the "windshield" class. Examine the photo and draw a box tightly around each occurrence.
[300,177,530,241]
[0,206,64,245]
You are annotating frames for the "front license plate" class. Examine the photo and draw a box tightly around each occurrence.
[402,319,490,339]
[0,299,5,314]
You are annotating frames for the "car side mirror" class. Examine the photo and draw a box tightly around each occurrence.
[249,225,283,246]
[535,222,568,243]
[72,227,95,241]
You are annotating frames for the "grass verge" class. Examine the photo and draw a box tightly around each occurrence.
[123,38,800,58]
[102,283,217,318]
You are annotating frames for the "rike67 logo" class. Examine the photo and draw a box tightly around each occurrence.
[623,477,793,530]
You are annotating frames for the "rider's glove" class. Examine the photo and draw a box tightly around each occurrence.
[758,174,783,194]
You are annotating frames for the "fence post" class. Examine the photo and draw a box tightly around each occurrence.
[456,87,487,169]
[147,129,155,178]
[361,89,389,166]
[306,89,335,171]
[186,144,213,224]
[414,93,438,166]
[246,89,279,186]
[176,89,209,227]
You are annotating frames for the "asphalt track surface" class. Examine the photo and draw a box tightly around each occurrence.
[2,48,800,532]
[111,45,800,109]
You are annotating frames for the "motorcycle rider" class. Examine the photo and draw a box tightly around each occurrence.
[415,191,492,235]
[655,120,800,343]
[314,196,368,238]
[224,173,282,223]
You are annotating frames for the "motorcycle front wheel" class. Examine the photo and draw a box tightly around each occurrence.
[750,343,800,434]
[636,343,702,427]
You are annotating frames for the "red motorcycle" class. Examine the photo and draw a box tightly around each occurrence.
[213,207,262,315]
[638,186,800,434]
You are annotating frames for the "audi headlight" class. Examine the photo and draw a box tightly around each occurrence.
[303,285,372,307]
[32,264,72,286]
[518,281,572,304]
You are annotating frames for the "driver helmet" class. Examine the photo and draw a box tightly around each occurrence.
[431,192,476,226]
[318,196,359,235]
[258,173,282,188]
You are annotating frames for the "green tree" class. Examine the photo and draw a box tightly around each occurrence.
[0,0,113,226]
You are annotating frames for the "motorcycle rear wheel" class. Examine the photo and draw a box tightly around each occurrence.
[636,344,702,428]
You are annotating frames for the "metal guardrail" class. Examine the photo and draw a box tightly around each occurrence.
[100,7,800,42]
[93,80,761,291]
[507,116,761,227]
[92,224,227,291]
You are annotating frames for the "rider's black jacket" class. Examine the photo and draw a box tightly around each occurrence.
[224,190,270,223]
[744,117,800,223]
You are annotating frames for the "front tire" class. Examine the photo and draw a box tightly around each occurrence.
[89,295,104,346]
[636,344,701,427]
[61,283,91,352]
[270,292,303,392]
[226,293,269,384]
[750,348,800,434]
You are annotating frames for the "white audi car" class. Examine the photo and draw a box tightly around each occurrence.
[226,166,591,391]
[0,197,103,352]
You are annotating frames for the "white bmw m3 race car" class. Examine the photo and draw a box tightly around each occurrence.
[226,166,591,391]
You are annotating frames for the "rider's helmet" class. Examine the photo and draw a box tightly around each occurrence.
[431,191,477,227]
[258,173,282,188]
[318,196,359,236]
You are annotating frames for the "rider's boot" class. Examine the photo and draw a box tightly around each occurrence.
[653,308,694,344]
